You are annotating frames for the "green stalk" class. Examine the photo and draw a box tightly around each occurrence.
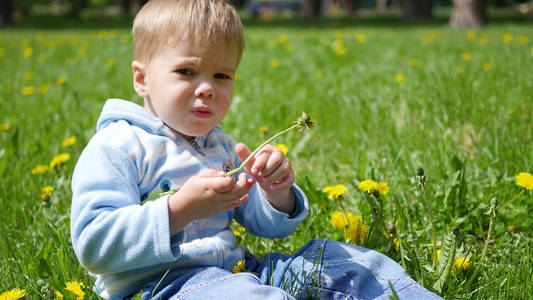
[500,189,524,210]
[225,112,314,177]
[417,168,438,267]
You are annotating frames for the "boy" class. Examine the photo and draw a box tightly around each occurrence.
[70,0,442,299]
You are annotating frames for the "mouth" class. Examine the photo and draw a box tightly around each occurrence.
[192,107,213,118]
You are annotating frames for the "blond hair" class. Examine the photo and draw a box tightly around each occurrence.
[132,0,245,63]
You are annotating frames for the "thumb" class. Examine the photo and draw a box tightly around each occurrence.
[197,169,225,178]
[235,143,254,173]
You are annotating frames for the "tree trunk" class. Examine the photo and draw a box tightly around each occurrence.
[343,0,359,17]
[302,0,323,18]
[449,0,487,28]
[377,0,387,14]
[0,0,14,26]
[401,0,434,20]
[116,0,131,15]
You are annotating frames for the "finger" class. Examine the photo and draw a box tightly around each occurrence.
[210,176,235,193]
[235,143,254,173]
[262,149,285,177]
[270,169,295,191]
[264,159,291,183]
[250,148,272,176]
[227,194,248,210]
[197,169,226,178]
[230,173,252,197]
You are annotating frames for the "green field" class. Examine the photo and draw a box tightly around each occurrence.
[1,14,532,299]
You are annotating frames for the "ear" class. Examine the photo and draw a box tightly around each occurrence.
[132,60,148,98]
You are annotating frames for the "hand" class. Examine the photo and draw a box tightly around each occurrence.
[235,143,295,192]
[235,143,296,215]
[167,169,254,235]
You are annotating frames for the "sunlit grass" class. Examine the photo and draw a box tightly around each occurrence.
[0,17,532,299]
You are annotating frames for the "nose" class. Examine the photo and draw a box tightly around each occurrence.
[194,81,215,99]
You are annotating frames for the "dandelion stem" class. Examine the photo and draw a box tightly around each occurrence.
[417,168,438,267]
[500,189,524,210]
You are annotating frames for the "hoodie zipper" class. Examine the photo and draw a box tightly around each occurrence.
[188,138,206,156]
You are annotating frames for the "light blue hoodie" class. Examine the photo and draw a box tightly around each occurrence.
[70,99,309,299]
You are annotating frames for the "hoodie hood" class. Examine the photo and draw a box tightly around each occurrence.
[97,99,166,135]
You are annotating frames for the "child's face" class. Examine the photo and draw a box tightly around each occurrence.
[135,40,238,139]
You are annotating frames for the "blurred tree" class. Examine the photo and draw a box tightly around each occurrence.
[117,0,148,15]
[344,0,359,17]
[401,0,434,20]
[302,0,323,17]
[0,0,14,26]
[450,0,487,27]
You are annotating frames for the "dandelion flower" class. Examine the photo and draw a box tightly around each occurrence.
[329,211,347,230]
[284,43,293,52]
[57,76,67,86]
[232,259,246,273]
[516,172,533,191]
[345,219,369,245]
[22,86,35,96]
[358,179,378,193]
[232,225,246,237]
[456,65,464,73]
[55,290,64,299]
[270,59,280,68]
[0,288,26,300]
[107,59,116,68]
[409,59,418,67]
[483,62,492,71]
[316,70,324,78]
[393,238,399,251]
[41,186,54,201]
[62,136,77,147]
[235,73,242,81]
[97,30,108,39]
[376,182,390,195]
[50,153,71,168]
[0,48,5,58]
[333,45,346,56]
[277,34,288,43]
[501,33,513,44]
[394,74,405,83]
[518,35,528,45]
[39,84,51,94]
[478,36,489,46]
[274,143,288,155]
[322,184,349,199]
[452,256,472,273]
[356,33,366,43]
[24,70,33,81]
[461,52,472,62]
[0,123,10,131]
[64,281,85,299]
[466,30,476,42]
[259,126,269,134]
[32,164,50,174]
[23,47,33,58]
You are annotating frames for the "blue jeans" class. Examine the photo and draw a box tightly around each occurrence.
[138,239,442,300]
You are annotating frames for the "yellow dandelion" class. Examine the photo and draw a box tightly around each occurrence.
[393,238,399,251]
[259,126,269,134]
[41,186,54,201]
[0,48,5,58]
[62,136,77,147]
[345,220,369,245]
[356,33,366,43]
[39,54,47,63]
[452,256,472,273]
[334,30,343,39]
[483,62,492,71]
[409,59,418,67]
[32,164,50,174]
[55,290,64,299]
[277,34,288,43]
[376,182,390,195]
[274,143,288,155]
[24,70,33,80]
[322,184,349,200]
[358,179,378,193]
[23,47,33,58]
[501,33,513,44]
[57,76,67,86]
[436,249,441,261]
[518,35,527,45]
[394,74,405,83]
[334,45,346,56]
[235,73,242,81]
[97,30,108,39]
[22,86,35,96]
[516,172,533,191]
[107,58,116,68]
[39,84,51,94]
[530,47,533,56]
[78,48,87,57]
[456,65,464,73]
[316,70,324,78]
[466,30,476,42]
[64,281,85,299]
[0,288,26,300]
[50,153,71,169]
[461,52,472,62]
[270,59,280,68]
[329,211,347,230]
[0,123,10,131]
[232,259,246,273]
[232,225,246,237]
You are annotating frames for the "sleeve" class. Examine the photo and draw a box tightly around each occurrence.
[70,134,179,275]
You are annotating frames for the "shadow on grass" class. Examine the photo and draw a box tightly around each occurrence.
[4,8,532,30]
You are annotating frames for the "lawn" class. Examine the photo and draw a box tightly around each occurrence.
[0,13,532,299]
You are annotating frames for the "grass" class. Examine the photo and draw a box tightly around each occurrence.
[0,12,532,299]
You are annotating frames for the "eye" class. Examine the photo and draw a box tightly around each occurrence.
[176,69,195,76]
[214,73,231,80]
[160,179,171,192]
